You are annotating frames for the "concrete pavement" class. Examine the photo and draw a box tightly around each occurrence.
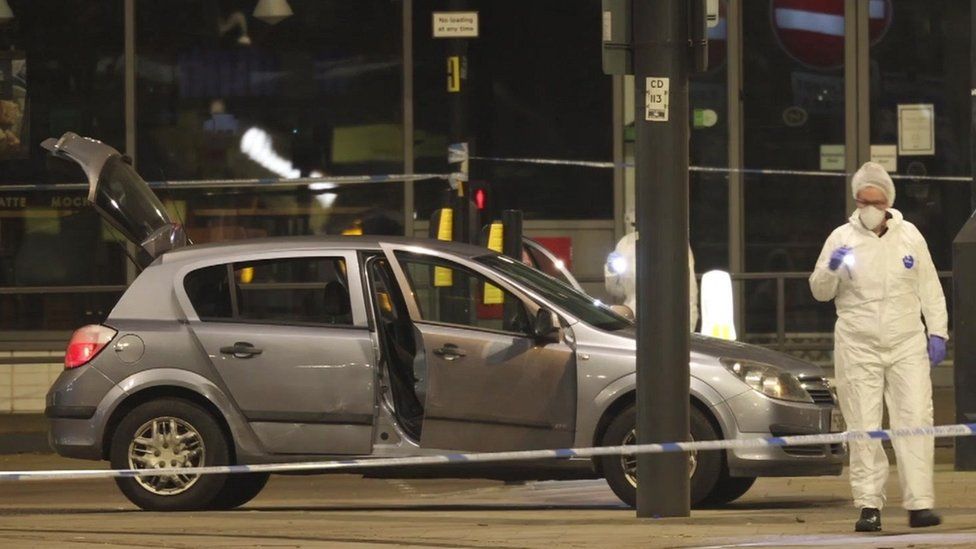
[0,387,970,547]
[1,454,976,548]
[0,414,47,455]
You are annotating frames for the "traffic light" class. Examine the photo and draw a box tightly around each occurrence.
[468,180,489,213]
[474,187,486,210]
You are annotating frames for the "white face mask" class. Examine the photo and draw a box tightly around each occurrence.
[859,206,887,230]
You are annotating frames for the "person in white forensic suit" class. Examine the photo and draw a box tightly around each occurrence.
[810,162,947,532]
[604,231,698,331]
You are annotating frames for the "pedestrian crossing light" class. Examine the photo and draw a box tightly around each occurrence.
[468,181,489,213]
[474,187,486,210]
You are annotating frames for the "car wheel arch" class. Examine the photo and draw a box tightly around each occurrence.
[101,384,234,462]
[591,391,723,475]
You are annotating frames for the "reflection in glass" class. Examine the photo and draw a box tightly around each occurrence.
[137,1,402,179]
[413,1,611,220]
[743,2,846,334]
[869,0,971,270]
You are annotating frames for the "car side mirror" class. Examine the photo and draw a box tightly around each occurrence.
[610,304,635,321]
[532,307,560,342]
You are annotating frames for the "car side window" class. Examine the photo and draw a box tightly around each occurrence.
[184,264,232,319]
[395,252,530,333]
[183,256,352,326]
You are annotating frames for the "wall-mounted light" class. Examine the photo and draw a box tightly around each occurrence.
[253,0,293,25]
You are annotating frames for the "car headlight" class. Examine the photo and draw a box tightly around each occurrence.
[720,359,813,403]
[607,252,628,275]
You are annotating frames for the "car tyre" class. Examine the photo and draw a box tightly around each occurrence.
[110,398,230,511]
[703,474,756,505]
[209,473,270,510]
[600,404,722,508]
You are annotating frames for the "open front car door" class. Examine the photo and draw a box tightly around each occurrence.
[386,246,577,452]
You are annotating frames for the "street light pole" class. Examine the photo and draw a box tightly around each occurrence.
[633,0,691,518]
[447,0,473,244]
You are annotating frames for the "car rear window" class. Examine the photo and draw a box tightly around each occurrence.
[183,257,352,326]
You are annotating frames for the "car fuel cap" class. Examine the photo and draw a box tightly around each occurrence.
[113,334,145,364]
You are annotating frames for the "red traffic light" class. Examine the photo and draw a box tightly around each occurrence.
[473,188,486,210]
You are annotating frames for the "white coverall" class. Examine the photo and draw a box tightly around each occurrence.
[809,208,947,511]
[604,232,699,331]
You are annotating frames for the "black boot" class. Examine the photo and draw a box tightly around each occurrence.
[855,507,882,532]
[908,509,942,528]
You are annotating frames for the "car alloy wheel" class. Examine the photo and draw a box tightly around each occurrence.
[600,404,721,508]
[620,428,697,489]
[128,416,206,495]
[111,398,230,511]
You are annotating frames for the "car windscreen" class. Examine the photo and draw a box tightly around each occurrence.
[476,254,633,332]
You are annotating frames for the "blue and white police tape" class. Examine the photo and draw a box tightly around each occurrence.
[469,155,973,182]
[2,423,974,483]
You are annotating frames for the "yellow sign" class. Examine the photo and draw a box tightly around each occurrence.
[434,208,453,287]
[436,208,453,241]
[486,222,503,253]
[447,56,461,93]
[483,222,504,304]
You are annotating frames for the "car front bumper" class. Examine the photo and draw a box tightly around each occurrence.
[722,389,845,478]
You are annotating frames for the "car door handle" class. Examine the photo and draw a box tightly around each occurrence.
[432,344,466,361]
[220,342,263,359]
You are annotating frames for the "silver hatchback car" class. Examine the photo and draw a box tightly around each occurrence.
[44,133,843,511]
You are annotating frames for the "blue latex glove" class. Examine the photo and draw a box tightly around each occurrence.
[928,335,947,367]
[828,246,852,271]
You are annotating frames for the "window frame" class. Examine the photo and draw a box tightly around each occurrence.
[176,249,368,329]
[391,250,536,338]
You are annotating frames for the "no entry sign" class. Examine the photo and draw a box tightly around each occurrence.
[771,0,891,70]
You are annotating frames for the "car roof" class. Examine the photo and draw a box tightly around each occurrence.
[156,235,495,266]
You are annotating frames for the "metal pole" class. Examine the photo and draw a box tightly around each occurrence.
[726,0,745,335]
[955,0,976,469]
[972,0,976,214]
[402,0,415,237]
[633,0,690,517]
[844,0,870,215]
[501,210,523,260]
[612,74,626,242]
[123,0,138,285]
[447,0,471,243]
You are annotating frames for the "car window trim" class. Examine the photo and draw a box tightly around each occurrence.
[194,317,368,330]
[236,282,336,291]
[359,253,378,332]
[226,263,239,317]
[178,252,366,327]
[411,319,533,339]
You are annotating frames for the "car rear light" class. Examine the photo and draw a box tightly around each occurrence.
[65,325,117,369]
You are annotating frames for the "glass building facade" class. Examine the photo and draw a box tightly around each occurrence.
[0,1,971,353]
